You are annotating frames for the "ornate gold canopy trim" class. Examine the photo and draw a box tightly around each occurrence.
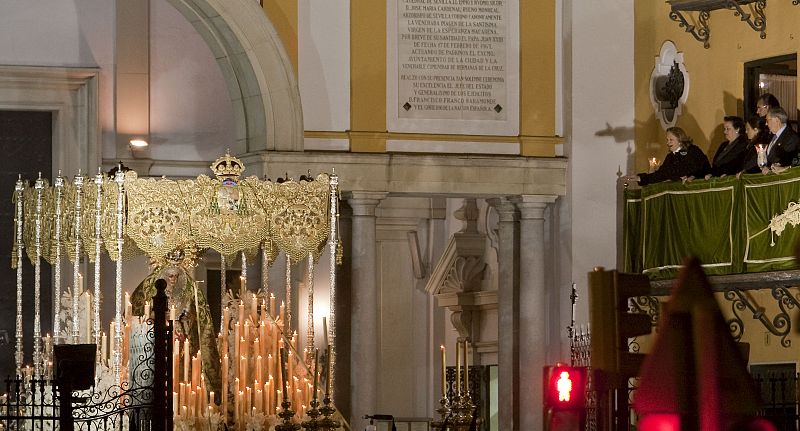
[13,153,334,266]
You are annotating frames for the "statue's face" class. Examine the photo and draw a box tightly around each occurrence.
[165,271,179,288]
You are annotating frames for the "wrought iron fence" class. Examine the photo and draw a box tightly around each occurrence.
[0,321,165,431]
[0,281,172,431]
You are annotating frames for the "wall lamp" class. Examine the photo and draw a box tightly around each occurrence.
[667,0,766,49]
[129,139,149,148]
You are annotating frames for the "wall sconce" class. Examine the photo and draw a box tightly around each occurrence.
[667,0,766,49]
[129,139,149,148]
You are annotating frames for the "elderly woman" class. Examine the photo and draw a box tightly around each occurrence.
[627,126,710,186]
[705,116,748,179]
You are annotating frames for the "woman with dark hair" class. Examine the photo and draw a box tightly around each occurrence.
[740,115,771,174]
[705,116,748,178]
[626,126,710,186]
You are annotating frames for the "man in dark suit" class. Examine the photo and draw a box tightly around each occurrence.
[762,107,799,174]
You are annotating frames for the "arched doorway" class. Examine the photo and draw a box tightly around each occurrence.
[167,0,304,153]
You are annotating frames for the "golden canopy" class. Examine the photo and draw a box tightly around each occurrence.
[12,152,334,267]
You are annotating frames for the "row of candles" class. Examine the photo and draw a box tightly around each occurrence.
[29,284,329,428]
[440,339,472,398]
[434,339,477,431]
[172,292,330,428]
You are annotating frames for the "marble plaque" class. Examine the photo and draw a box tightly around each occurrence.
[388,0,519,135]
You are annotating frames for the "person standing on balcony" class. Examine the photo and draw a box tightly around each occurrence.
[705,116,749,179]
[739,115,772,175]
[755,93,780,136]
[760,107,799,174]
[625,127,710,186]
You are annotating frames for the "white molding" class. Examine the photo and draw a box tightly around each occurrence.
[386,139,520,155]
[245,151,568,197]
[109,150,568,197]
[425,232,485,295]
[303,137,350,151]
[0,66,100,175]
[435,290,498,308]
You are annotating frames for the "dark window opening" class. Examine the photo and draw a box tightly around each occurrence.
[744,54,797,131]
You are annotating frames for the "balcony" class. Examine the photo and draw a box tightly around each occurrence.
[622,169,800,282]
[620,170,800,349]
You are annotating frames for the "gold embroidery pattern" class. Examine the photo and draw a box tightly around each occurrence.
[16,153,333,264]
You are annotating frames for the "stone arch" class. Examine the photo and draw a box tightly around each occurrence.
[167,0,303,152]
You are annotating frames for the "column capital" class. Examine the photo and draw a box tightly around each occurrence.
[344,191,389,216]
[486,196,518,222]
[514,195,557,220]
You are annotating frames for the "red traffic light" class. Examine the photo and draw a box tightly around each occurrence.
[543,365,587,411]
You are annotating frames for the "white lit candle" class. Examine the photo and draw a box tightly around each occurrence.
[222,354,229,419]
[455,340,461,394]
[125,291,131,322]
[464,339,470,396]
[101,332,107,363]
[648,157,658,173]
[440,345,446,397]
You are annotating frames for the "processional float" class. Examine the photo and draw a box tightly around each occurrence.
[9,151,343,430]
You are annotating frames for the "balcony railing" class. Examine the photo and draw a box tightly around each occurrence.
[621,169,800,281]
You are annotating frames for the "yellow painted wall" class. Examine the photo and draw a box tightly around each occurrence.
[520,0,556,138]
[634,2,800,170]
[350,0,388,152]
[262,0,298,75]
[270,1,562,154]
[637,290,800,367]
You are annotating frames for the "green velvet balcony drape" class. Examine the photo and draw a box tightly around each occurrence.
[623,169,800,279]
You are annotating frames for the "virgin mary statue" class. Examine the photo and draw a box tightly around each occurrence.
[129,260,222,402]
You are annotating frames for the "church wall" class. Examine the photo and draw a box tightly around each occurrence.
[291,1,562,155]
[262,0,298,74]
[148,0,236,162]
[377,238,425,416]
[0,1,238,166]
[0,0,116,161]
[297,0,350,133]
[563,0,635,329]
[0,1,113,69]
[375,197,442,418]
[633,2,800,169]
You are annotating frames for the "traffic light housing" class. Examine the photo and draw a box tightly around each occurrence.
[543,364,588,411]
[588,268,653,380]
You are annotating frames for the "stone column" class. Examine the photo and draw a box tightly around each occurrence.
[487,197,519,431]
[346,191,387,431]
[516,195,556,431]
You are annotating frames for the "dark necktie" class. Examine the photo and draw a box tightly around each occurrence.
[767,134,778,156]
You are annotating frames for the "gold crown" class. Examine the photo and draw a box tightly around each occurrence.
[210,150,245,180]
[162,242,199,268]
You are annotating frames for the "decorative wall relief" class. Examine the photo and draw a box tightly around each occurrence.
[650,41,690,130]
